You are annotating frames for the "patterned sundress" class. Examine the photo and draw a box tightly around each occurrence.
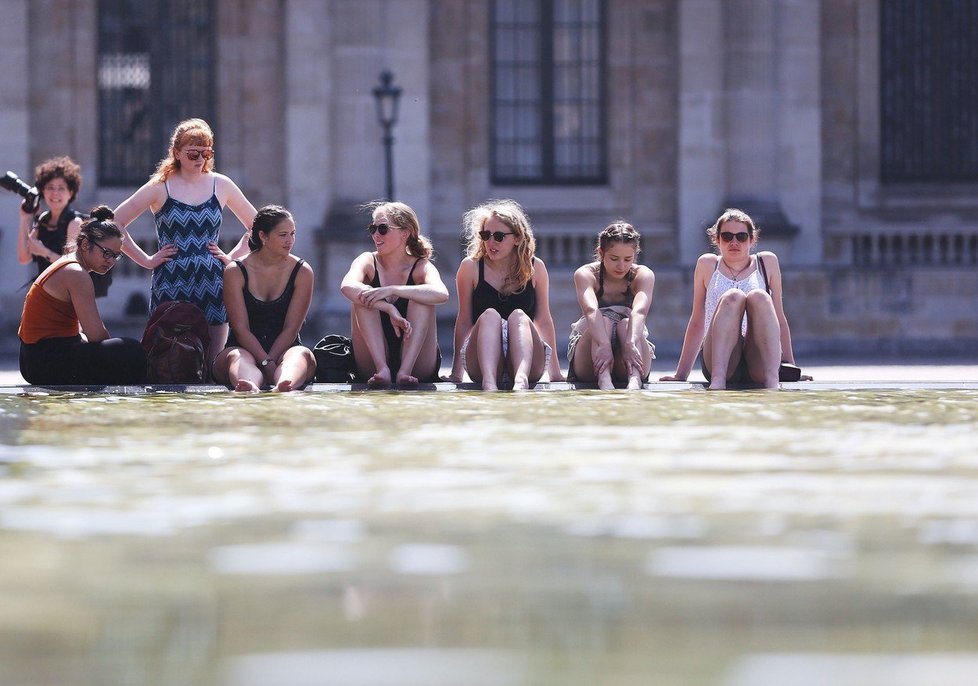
[151,179,227,324]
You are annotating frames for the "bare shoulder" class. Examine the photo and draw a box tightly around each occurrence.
[58,260,95,292]
[223,258,243,277]
[212,172,235,187]
[756,250,780,267]
[633,264,655,285]
[456,256,478,275]
[295,255,315,277]
[133,179,167,203]
[575,261,598,276]
[695,253,719,269]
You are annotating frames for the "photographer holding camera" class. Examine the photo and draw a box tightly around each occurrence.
[6,156,111,296]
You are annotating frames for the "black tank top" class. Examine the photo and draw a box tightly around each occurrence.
[471,258,537,323]
[225,258,305,350]
[370,255,423,319]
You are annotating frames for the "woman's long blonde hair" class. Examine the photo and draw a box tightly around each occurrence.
[151,118,215,183]
[462,199,536,292]
[366,201,433,259]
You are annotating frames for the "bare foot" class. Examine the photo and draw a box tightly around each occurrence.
[274,379,295,392]
[626,376,643,390]
[396,372,419,387]
[706,382,726,391]
[481,379,499,391]
[367,369,391,388]
[512,376,530,391]
[234,378,261,393]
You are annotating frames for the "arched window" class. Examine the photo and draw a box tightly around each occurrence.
[491,0,606,185]
[97,0,215,186]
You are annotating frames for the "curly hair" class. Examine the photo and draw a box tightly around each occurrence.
[365,201,433,259]
[706,208,760,249]
[34,156,82,202]
[151,118,215,183]
[462,199,536,292]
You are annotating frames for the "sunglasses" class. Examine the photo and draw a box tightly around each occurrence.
[90,240,122,261]
[183,148,214,160]
[478,230,514,242]
[367,222,402,236]
[719,231,751,243]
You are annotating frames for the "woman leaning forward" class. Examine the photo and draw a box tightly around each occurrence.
[568,222,655,390]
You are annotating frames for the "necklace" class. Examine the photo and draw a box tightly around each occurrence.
[721,255,753,281]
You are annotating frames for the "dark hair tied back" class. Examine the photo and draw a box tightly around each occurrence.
[90,205,115,222]
[77,205,122,249]
[249,204,292,251]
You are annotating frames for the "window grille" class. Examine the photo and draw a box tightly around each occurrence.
[491,0,606,184]
[880,0,978,182]
[98,0,215,186]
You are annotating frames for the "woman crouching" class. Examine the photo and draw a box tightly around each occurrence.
[18,206,145,385]
[212,205,316,392]
[568,222,656,390]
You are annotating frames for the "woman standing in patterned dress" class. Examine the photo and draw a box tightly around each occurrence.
[113,118,258,363]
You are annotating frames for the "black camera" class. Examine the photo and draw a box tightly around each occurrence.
[0,171,40,214]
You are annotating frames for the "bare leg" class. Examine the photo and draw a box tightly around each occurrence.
[506,310,546,390]
[616,318,651,390]
[208,323,229,378]
[351,304,391,387]
[273,346,317,392]
[596,316,616,391]
[742,290,782,388]
[570,329,597,382]
[703,289,747,390]
[396,301,439,386]
[465,309,504,391]
[213,347,262,392]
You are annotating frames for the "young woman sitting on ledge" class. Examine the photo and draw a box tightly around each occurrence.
[660,208,804,389]
[212,205,317,392]
[18,206,146,385]
[567,221,656,390]
[340,201,448,387]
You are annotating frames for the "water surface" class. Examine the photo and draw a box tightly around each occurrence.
[1,390,977,685]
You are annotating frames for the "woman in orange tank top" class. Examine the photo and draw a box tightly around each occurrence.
[18,206,145,385]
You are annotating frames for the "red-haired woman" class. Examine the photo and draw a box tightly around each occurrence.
[113,118,258,362]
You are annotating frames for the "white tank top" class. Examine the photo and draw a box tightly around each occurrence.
[703,256,767,336]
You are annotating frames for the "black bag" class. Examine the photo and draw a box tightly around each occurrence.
[141,301,211,384]
[314,334,356,383]
[756,255,803,382]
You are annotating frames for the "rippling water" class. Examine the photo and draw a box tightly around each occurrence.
[2,390,978,686]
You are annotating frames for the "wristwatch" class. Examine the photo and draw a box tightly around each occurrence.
[260,358,272,368]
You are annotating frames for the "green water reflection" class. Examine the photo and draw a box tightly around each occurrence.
[1,390,978,686]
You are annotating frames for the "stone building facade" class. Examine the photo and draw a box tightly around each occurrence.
[1,0,975,357]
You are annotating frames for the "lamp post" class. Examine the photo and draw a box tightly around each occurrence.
[372,70,402,201]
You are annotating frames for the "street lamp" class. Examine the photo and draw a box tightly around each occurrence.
[372,70,402,201]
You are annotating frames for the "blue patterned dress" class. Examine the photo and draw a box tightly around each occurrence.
[151,180,227,324]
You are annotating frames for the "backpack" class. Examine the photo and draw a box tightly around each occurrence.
[313,334,356,383]
[141,301,211,384]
